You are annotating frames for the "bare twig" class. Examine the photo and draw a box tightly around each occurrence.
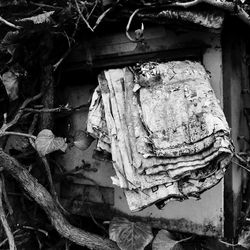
[232,160,250,173]
[53,14,81,71]
[1,174,13,215]
[0,16,21,29]
[53,32,72,71]
[88,208,108,235]
[0,229,21,248]
[41,157,56,198]
[22,103,89,114]
[41,156,69,216]
[53,49,72,71]
[22,225,48,237]
[234,153,247,164]
[218,239,239,247]
[0,93,42,133]
[30,1,63,10]
[87,0,98,20]
[0,177,16,250]
[36,234,43,250]
[23,106,70,113]
[0,131,36,140]
[74,0,94,32]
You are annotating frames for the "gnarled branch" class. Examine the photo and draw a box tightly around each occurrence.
[0,149,119,250]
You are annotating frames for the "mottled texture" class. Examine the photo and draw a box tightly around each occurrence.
[87,61,233,211]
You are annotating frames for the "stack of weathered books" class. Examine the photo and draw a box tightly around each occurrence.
[87,61,233,212]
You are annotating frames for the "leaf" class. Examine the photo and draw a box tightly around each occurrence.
[35,129,67,156]
[93,7,112,30]
[2,70,19,101]
[109,217,153,250]
[152,230,185,250]
[19,11,55,24]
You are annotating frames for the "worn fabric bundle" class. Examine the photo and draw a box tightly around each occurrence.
[87,61,233,212]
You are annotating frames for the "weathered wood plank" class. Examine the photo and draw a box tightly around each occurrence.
[222,18,244,241]
[65,25,208,70]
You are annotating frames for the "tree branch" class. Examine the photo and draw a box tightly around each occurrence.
[0,176,16,250]
[22,103,89,114]
[40,156,69,216]
[0,16,21,30]
[21,225,48,237]
[29,1,63,10]
[0,93,42,133]
[1,174,13,216]
[0,149,119,250]
[0,131,36,140]
[74,0,94,32]
[0,229,21,248]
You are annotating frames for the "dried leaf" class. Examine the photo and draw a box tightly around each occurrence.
[35,129,67,156]
[93,7,112,30]
[152,230,184,250]
[2,70,19,101]
[109,217,153,250]
[19,11,55,24]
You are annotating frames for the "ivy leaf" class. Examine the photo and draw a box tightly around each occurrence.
[35,129,67,156]
[152,230,185,250]
[109,217,153,250]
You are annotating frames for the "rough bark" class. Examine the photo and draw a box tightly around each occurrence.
[40,65,54,130]
[38,65,68,214]
[0,177,16,250]
[0,149,119,250]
